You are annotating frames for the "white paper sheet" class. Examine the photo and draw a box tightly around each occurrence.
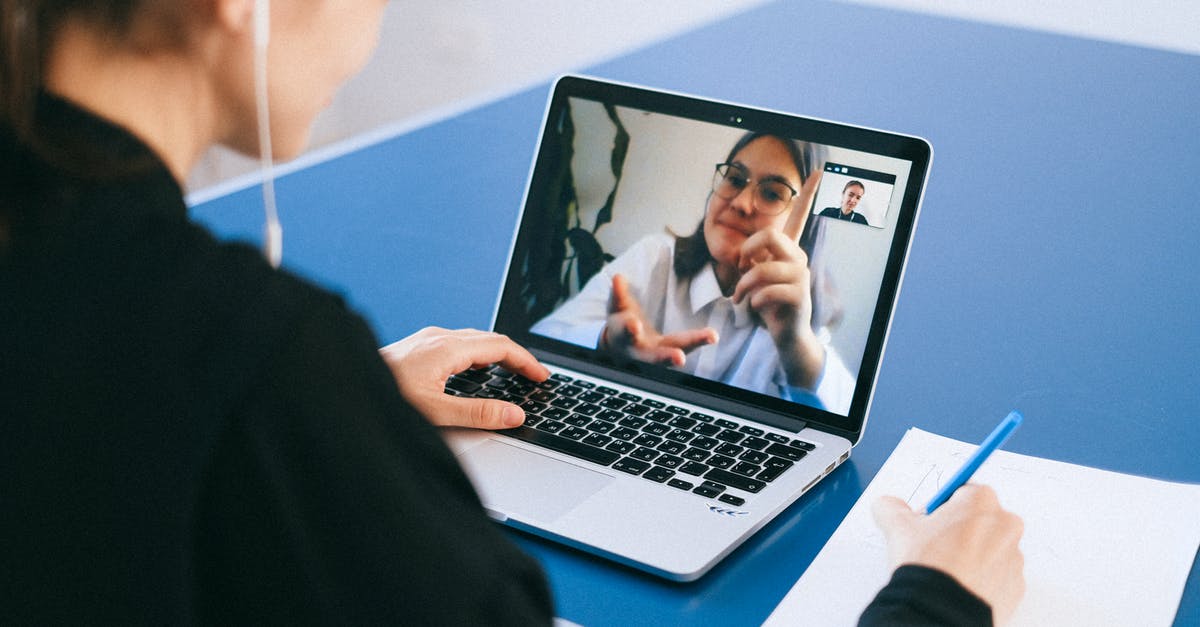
[765,428,1200,626]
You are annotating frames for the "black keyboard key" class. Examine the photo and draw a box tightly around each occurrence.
[718,494,746,507]
[741,436,770,451]
[668,478,695,491]
[560,426,589,441]
[536,379,561,390]
[582,433,612,448]
[509,383,535,397]
[613,458,650,475]
[643,466,675,483]
[680,461,709,476]
[732,462,761,477]
[693,484,723,498]
[446,377,482,394]
[549,396,580,410]
[605,441,636,454]
[716,429,745,444]
[655,454,684,469]
[765,432,790,443]
[574,403,602,416]
[549,373,573,382]
[668,416,697,429]
[619,392,643,403]
[633,434,662,448]
[557,385,583,397]
[708,455,735,469]
[641,399,666,409]
[601,397,628,410]
[739,450,770,465]
[597,385,619,396]
[691,412,714,423]
[456,369,494,384]
[765,456,794,470]
[737,425,765,437]
[543,407,571,421]
[715,418,738,429]
[624,403,651,416]
[667,405,690,415]
[789,440,817,451]
[596,409,624,422]
[644,422,670,436]
[704,468,766,493]
[563,414,591,426]
[586,421,615,434]
[682,448,711,462]
[618,416,648,430]
[756,464,788,483]
[500,426,619,466]
[766,443,808,461]
[530,390,555,403]
[691,436,720,450]
[611,427,639,441]
[630,447,660,462]
[646,410,674,423]
[666,429,696,444]
[523,415,543,427]
[485,378,514,391]
[535,419,565,434]
[577,391,605,403]
[715,443,744,457]
[520,400,548,414]
[691,423,721,436]
[574,380,596,389]
[656,441,686,455]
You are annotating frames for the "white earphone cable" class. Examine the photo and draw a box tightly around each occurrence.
[254,0,282,268]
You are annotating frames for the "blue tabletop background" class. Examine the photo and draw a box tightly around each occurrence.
[193,2,1200,624]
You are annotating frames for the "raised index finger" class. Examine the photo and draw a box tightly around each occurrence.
[783,165,824,240]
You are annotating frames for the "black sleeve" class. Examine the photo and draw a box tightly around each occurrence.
[194,296,553,625]
[858,565,992,627]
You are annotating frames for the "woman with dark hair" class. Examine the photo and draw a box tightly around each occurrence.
[534,132,855,413]
[1,1,552,623]
[1,2,1022,624]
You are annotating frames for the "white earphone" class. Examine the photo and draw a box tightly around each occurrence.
[254,0,282,268]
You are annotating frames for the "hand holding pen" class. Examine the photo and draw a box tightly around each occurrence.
[871,411,1027,623]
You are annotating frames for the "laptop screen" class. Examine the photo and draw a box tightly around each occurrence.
[494,76,930,441]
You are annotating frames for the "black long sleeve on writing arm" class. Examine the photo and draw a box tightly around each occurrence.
[858,565,992,627]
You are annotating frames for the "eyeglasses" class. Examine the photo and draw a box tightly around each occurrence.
[711,163,798,216]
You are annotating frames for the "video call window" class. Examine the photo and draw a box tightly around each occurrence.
[811,163,897,229]
[517,98,911,417]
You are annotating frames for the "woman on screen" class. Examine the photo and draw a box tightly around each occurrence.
[533,132,854,414]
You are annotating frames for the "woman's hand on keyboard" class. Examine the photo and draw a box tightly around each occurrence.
[379,327,549,429]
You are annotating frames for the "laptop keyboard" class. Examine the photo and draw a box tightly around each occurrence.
[445,366,816,507]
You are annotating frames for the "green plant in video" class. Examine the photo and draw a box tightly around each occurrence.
[519,102,628,328]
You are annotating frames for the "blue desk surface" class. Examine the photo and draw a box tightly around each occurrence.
[194,2,1200,624]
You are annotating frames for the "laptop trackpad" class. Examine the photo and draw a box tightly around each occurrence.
[457,439,613,523]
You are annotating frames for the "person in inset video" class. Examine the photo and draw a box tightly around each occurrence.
[820,180,870,225]
[532,132,854,414]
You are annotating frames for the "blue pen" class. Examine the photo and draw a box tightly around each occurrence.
[924,410,1024,514]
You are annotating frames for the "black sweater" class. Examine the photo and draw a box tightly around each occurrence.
[0,95,989,626]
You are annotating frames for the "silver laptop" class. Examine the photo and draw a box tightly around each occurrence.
[443,75,931,581]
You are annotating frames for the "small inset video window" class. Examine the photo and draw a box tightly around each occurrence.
[811,163,896,229]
